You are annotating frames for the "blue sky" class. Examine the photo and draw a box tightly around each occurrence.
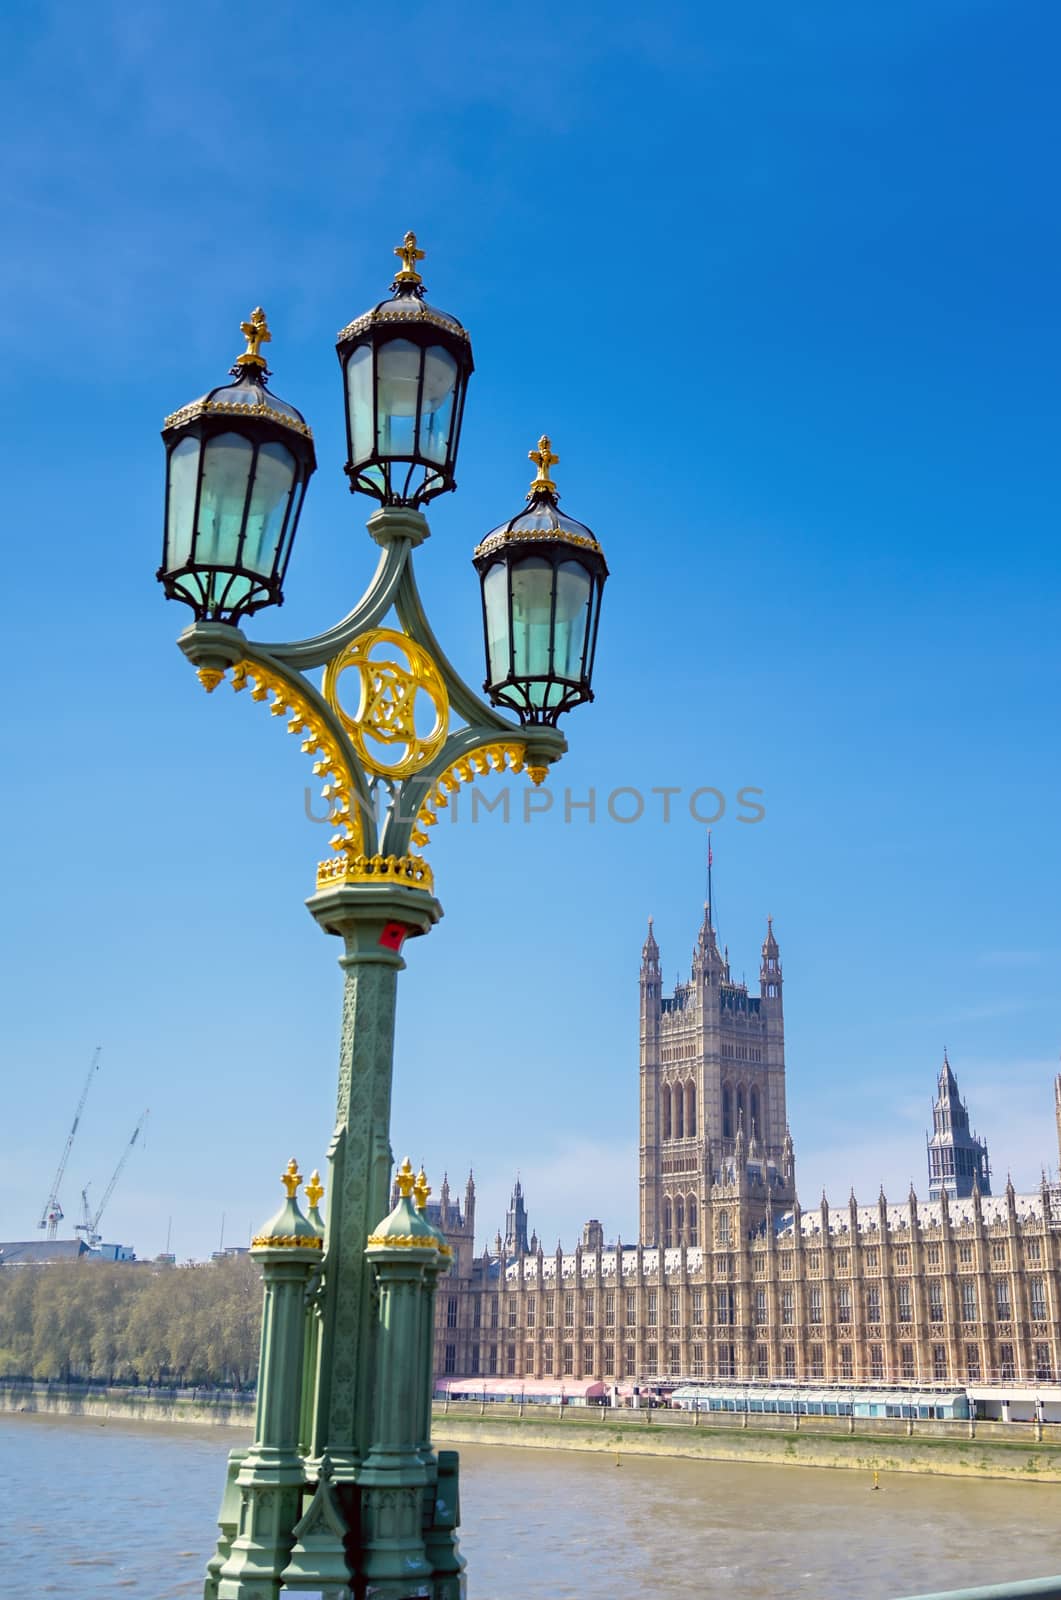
[1,1,1059,1260]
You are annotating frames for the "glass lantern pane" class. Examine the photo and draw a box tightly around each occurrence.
[510,557,555,705]
[418,345,458,465]
[347,344,374,463]
[553,561,593,681]
[376,338,422,457]
[243,441,296,575]
[165,436,201,570]
[482,562,511,685]
[195,432,253,565]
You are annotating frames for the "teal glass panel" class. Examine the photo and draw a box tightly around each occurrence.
[165,436,201,570]
[196,432,253,565]
[418,345,458,464]
[553,561,592,681]
[347,344,374,463]
[376,338,421,457]
[243,441,296,574]
[510,557,555,707]
[482,562,510,686]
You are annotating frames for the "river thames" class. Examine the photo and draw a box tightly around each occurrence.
[4,1413,1061,1598]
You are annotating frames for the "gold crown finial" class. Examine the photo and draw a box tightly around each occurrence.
[236,306,272,369]
[305,1169,324,1210]
[393,231,425,286]
[414,1166,431,1212]
[396,1156,416,1199]
[528,435,559,496]
[281,1157,302,1198]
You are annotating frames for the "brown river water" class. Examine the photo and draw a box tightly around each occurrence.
[2,1413,1060,1598]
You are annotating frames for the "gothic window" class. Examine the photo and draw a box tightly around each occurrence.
[999,1343,1016,1380]
[506,1344,516,1376]
[605,1291,615,1327]
[900,1344,915,1380]
[994,1278,1011,1321]
[809,1344,824,1379]
[961,1281,977,1322]
[663,1198,673,1250]
[545,1295,554,1328]
[692,1288,704,1325]
[470,1345,480,1376]
[667,1343,681,1376]
[1027,1237,1042,1263]
[897,1283,912,1324]
[693,1343,705,1377]
[869,1345,884,1379]
[865,1285,881,1322]
[722,1084,733,1139]
[991,1241,1007,1266]
[781,1288,794,1326]
[840,1344,853,1380]
[718,1210,730,1245]
[625,1291,636,1326]
[524,1342,534,1371]
[646,1342,658,1370]
[444,1344,456,1374]
[757,1343,769,1379]
[837,1285,851,1324]
[783,1344,796,1379]
[564,1292,575,1328]
[958,1241,973,1264]
[736,1086,746,1131]
[488,1345,498,1375]
[473,1299,482,1330]
[489,1296,499,1329]
[507,1302,517,1329]
[1036,1343,1052,1381]
[808,1286,822,1325]
[675,1088,685,1139]
[686,1081,696,1138]
[688,1195,698,1247]
[544,1342,553,1372]
[563,1344,574,1375]
[965,1343,981,1382]
[674,1197,684,1244]
[604,1343,615,1373]
[719,1343,735,1379]
[750,1087,760,1140]
[662,1084,672,1141]
[1031,1277,1048,1319]
[583,1344,593,1372]
[716,1288,733,1326]
[624,1342,635,1372]
[932,1344,948,1382]
[446,1296,458,1329]
[584,1294,594,1328]
[755,1288,767,1326]
[527,1295,536,1327]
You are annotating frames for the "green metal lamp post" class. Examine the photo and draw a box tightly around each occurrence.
[156,233,607,1600]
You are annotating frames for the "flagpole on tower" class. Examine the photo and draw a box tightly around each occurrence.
[707,830,714,928]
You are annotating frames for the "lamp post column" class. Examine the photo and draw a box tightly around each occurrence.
[304,884,442,1488]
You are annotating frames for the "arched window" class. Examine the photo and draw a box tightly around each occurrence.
[750,1087,761,1141]
[688,1196,698,1247]
[718,1209,730,1245]
[686,1082,696,1138]
[663,1197,673,1250]
[722,1084,733,1139]
[736,1086,746,1132]
[675,1196,685,1245]
[675,1085,685,1139]
[662,1083,671,1141]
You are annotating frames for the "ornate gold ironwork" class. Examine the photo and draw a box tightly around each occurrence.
[305,1170,324,1209]
[252,1232,323,1250]
[204,660,365,860]
[282,1157,302,1198]
[235,306,272,370]
[365,1232,441,1251]
[315,853,434,894]
[323,628,448,780]
[472,523,602,559]
[336,304,469,343]
[197,666,225,693]
[163,396,314,441]
[396,1157,416,1199]
[528,435,559,496]
[526,765,548,787]
[414,1167,431,1212]
[393,231,425,285]
[411,742,529,848]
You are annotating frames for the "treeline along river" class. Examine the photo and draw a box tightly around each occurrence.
[5,1412,1061,1598]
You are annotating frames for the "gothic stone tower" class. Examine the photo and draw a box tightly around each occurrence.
[927,1050,991,1198]
[640,901,794,1247]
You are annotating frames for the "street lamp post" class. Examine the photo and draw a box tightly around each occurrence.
[156,235,607,1600]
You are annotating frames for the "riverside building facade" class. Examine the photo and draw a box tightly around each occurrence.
[432,898,1061,1390]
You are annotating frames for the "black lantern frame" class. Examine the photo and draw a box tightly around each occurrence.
[473,481,608,728]
[336,268,474,509]
[158,367,317,625]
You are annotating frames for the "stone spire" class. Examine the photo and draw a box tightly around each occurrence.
[927,1049,991,1199]
[641,915,660,972]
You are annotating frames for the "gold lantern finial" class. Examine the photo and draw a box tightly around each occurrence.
[414,1166,432,1212]
[235,306,272,369]
[281,1157,302,1198]
[528,435,559,496]
[305,1170,324,1210]
[396,1155,416,1199]
[393,231,425,286]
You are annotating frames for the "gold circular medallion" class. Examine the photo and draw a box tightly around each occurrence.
[323,628,448,778]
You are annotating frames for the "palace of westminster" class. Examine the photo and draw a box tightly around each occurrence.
[423,892,1061,1390]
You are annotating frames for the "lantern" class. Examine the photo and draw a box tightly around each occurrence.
[336,233,473,507]
[473,437,607,725]
[158,308,316,623]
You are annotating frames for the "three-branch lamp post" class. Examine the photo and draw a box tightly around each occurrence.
[156,235,607,1600]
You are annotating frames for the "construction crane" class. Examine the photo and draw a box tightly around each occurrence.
[38,1046,101,1239]
[76,1109,150,1247]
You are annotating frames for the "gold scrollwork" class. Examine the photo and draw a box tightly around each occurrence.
[411,742,529,848]
[199,660,365,860]
[315,853,435,894]
[323,628,448,780]
[365,1233,442,1252]
[251,1233,324,1250]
